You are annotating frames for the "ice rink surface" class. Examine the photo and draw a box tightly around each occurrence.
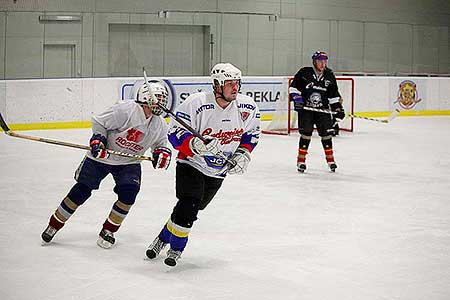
[0,116,449,300]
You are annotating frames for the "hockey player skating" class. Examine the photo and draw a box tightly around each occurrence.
[41,81,172,249]
[289,51,345,173]
[145,63,260,267]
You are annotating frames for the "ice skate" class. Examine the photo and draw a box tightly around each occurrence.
[328,162,337,172]
[164,248,182,267]
[146,237,167,260]
[41,225,59,245]
[97,229,115,249]
[297,162,307,173]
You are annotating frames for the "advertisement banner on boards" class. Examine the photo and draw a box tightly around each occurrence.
[121,77,286,115]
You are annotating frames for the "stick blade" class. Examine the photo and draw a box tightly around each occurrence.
[386,109,400,123]
[0,112,11,132]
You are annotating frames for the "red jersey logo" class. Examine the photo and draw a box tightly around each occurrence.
[240,112,250,122]
[126,128,144,142]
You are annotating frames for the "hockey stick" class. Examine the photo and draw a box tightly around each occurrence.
[301,106,399,123]
[0,112,153,161]
[142,68,207,142]
[142,68,236,167]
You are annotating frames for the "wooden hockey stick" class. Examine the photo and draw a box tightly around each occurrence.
[301,106,399,123]
[0,112,153,161]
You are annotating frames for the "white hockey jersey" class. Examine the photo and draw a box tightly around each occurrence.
[168,92,260,178]
[87,101,168,165]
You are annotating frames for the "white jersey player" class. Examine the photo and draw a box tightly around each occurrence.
[145,63,261,267]
[41,81,172,249]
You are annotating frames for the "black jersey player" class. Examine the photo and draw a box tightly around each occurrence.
[289,51,345,173]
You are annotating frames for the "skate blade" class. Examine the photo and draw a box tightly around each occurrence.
[96,237,113,249]
[41,240,52,246]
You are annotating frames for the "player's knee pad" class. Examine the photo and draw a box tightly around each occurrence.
[318,126,333,136]
[114,184,140,205]
[300,134,312,140]
[171,198,200,228]
[67,182,92,206]
[300,131,313,137]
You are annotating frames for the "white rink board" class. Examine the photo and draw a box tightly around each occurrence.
[0,76,449,125]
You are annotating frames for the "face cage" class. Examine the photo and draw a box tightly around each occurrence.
[151,96,168,116]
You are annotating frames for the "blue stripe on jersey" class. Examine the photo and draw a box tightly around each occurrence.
[168,128,193,149]
[175,111,191,122]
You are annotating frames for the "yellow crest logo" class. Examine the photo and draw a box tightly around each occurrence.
[396,80,422,110]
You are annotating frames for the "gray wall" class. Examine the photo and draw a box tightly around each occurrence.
[0,0,449,79]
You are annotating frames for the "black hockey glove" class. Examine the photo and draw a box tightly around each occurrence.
[331,103,345,121]
[90,134,109,159]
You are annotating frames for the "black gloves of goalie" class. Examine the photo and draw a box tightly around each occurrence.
[90,134,109,159]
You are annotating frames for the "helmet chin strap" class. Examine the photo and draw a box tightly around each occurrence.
[214,86,233,103]
[214,83,240,103]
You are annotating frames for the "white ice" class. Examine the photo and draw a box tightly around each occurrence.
[0,116,449,300]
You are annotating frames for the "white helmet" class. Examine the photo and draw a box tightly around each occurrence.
[136,81,168,116]
[211,63,242,87]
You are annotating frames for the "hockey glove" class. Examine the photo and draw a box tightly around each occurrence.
[90,134,109,159]
[152,146,172,170]
[290,93,304,110]
[227,148,251,175]
[189,135,221,156]
[331,103,345,121]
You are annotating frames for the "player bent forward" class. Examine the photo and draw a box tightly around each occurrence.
[41,81,172,248]
[145,63,260,267]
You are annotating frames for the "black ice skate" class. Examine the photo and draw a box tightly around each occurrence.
[328,162,337,172]
[41,225,58,244]
[297,162,307,173]
[97,229,115,249]
[146,237,167,259]
[164,248,182,267]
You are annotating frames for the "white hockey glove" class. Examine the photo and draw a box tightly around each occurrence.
[227,148,251,175]
[189,136,221,156]
[152,146,172,170]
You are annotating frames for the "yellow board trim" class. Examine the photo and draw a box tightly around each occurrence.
[354,110,450,117]
[1,121,91,132]
[1,110,449,132]
[261,110,450,121]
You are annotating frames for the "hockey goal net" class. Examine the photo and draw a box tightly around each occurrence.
[262,77,354,135]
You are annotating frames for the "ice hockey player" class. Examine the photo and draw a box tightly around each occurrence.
[41,81,172,248]
[145,63,260,267]
[289,51,345,173]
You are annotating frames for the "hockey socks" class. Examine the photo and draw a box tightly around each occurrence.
[297,135,311,172]
[164,219,191,252]
[321,136,337,172]
[147,219,191,266]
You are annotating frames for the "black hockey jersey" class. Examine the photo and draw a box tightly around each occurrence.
[289,67,340,108]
